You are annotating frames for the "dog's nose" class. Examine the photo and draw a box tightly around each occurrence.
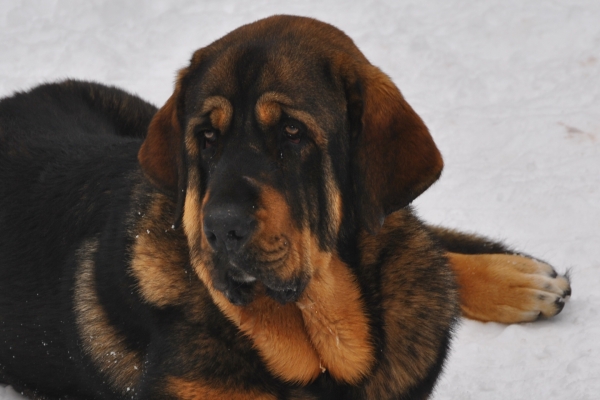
[203,205,256,253]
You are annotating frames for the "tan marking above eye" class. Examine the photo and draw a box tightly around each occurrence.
[255,92,292,128]
[200,96,233,132]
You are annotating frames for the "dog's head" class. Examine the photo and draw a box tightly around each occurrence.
[138,15,443,306]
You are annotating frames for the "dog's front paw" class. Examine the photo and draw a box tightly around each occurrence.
[447,252,571,323]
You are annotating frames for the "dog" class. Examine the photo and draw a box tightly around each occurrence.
[0,15,571,400]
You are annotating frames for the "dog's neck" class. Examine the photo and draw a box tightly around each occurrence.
[201,254,374,385]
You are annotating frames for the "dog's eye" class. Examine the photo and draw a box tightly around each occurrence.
[283,122,303,144]
[200,129,218,149]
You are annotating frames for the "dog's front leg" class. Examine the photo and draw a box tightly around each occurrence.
[427,226,571,323]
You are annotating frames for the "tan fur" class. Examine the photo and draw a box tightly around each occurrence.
[184,117,203,158]
[254,186,308,281]
[229,295,321,384]
[297,253,374,384]
[448,252,570,323]
[130,193,190,307]
[167,377,277,400]
[203,96,233,132]
[255,92,288,128]
[74,239,143,394]
[182,187,205,252]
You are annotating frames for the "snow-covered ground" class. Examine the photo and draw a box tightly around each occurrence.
[1,0,598,398]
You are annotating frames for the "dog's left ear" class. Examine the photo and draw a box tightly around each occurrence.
[348,64,443,233]
[138,67,191,227]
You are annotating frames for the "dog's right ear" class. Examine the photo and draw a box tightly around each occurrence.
[138,65,192,227]
[138,91,182,193]
[139,50,207,226]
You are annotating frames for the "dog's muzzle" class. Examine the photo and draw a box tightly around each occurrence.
[202,202,306,305]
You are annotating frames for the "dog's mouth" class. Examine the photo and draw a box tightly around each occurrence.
[210,252,307,306]
[211,266,257,306]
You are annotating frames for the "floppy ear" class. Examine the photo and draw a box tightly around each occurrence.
[138,93,182,191]
[350,65,443,233]
[138,70,189,227]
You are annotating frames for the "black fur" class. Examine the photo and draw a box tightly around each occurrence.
[0,80,155,398]
[4,16,565,399]
[0,79,459,399]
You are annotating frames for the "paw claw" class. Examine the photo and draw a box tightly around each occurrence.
[547,296,566,317]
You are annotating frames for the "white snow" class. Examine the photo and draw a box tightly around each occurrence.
[1,0,598,399]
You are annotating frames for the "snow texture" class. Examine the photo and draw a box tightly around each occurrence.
[1,0,598,399]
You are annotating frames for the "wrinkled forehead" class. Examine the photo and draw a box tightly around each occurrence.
[182,43,344,119]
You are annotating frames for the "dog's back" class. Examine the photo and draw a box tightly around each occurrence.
[0,81,156,396]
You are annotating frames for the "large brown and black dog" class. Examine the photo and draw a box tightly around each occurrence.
[0,15,571,400]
